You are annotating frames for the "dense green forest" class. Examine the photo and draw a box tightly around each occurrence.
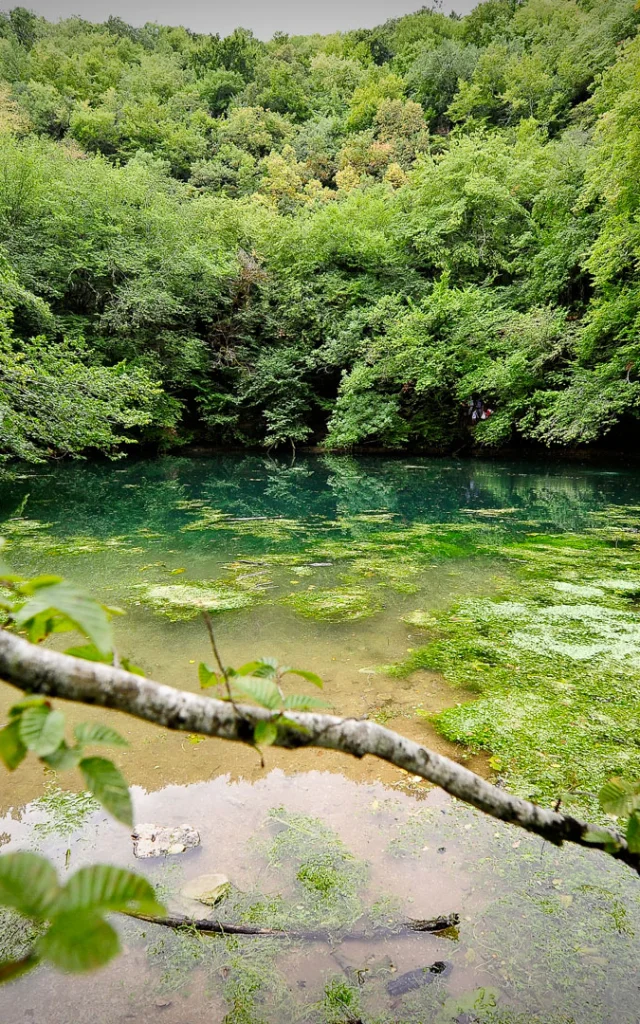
[1,0,640,461]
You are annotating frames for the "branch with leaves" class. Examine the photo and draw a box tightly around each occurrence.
[0,627,638,875]
[0,553,639,987]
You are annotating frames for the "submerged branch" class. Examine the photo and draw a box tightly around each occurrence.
[0,628,637,874]
[125,910,460,941]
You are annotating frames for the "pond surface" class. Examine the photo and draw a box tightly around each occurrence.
[1,453,640,1024]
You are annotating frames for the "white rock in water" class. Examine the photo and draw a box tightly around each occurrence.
[132,823,200,859]
[181,873,230,906]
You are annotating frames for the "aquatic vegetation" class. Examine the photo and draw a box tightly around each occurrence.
[222,561,275,593]
[263,807,368,930]
[181,506,310,541]
[143,807,372,1020]
[135,581,256,620]
[342,555,422,594]
[321,977,363,1024]
[402,610,439,629]
[396,525,640,819]
[387,809,436,858]
[32,782,99,840]
[283,586,383,622]
[179,507,227,530]
[0,908,43,964]
[0,517,53,538]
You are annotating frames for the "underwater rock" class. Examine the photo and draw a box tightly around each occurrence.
[132,823,200,858]
[181,873,230,906]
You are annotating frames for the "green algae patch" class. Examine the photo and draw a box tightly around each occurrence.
[33,783,100,840]
[396,525,640,820]
[136,581,255,620]
[221,561,275,593]
[341,555,423,593]
[180,505,313,540]
[402,609,439,629]
[282,586,382,622]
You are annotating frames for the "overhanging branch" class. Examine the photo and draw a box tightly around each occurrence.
[0,628,636,874]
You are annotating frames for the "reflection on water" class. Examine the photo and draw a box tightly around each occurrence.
[2,454,640,1022]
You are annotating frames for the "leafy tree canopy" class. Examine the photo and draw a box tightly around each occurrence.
[0,0,639,459]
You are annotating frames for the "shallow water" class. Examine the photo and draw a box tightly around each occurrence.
[1,453,640,1023]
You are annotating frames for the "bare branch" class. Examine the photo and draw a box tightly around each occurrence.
[0,628,636,874]
[124,911,460,940]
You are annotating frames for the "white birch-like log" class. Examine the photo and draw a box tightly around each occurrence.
[0,628,636,874]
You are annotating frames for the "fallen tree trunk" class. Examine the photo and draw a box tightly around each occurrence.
[0,628,636,874]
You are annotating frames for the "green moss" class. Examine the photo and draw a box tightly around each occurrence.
[136,581,256,620]
[282,586,383,622]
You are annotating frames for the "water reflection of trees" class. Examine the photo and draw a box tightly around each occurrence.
[0,454,638,543]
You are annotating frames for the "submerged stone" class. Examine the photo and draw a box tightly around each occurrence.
[132,823,201,858]
[181,873,231,906]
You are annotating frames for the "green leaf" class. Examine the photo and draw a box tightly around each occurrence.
[20,610,63,644]
[198,662,218,688]
[41,742,83,771]
[19,706,65,757]
[14,582,113,655]
[626,810,640,854]
[230,677,281,710]
[8,697,47,717]
[281,693,328,711]
[0,955,39,985]
[254,720,278,746]
[54,865,165,917]
[0,721,27,771]
[0,853,59,918]
[279,717,310,735]
[252,657,279,678]
[64,643,112,664]
[598,777,640,816]
[581,827,622,853]
[119,657,144,677]
[39,910,119,973]
[79,757,132,827]
[74,723,128,748]
[285,668,323,689]
[20,575,64,593]
[233,660,265,677]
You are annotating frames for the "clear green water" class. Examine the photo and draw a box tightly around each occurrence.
[1,453,640,1024]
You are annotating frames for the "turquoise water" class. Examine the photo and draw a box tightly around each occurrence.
[1,453,640,1024]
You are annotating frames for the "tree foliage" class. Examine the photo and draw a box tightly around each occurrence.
[0,0,639,458]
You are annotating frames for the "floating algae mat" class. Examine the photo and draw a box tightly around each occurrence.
[135,581,257,620]
[2,454,640,1022]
